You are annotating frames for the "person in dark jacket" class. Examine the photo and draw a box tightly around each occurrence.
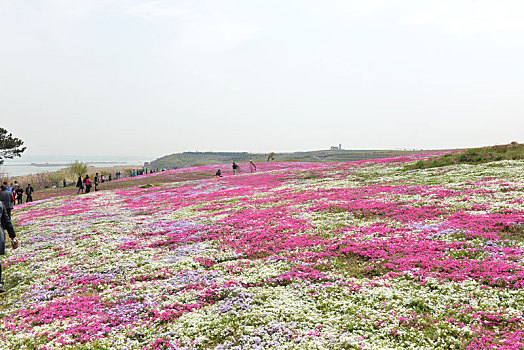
[25,184,34,202]
[0,185,14,218]
[232,162,240,175]
[0,201,18,293]
[15,185,24,205]
[76,176,84,195]
[94,173,99,191]
[2,182,13,196]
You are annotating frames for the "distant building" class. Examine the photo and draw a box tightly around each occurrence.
[330,146,339,151]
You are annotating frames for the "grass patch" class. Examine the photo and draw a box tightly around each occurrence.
[405,142,524,170]
[302,173,322,179]
[314,255,392,278]
[501,223,524,243]
[138,183,163,188]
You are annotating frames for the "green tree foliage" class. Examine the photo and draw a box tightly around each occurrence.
[49,169,68,187]
[67,160,88,179]
[267,152,276,161]
[0,127,26,165]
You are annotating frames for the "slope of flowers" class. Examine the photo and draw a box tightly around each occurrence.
[1,156,524,349]
[31,162,323,202]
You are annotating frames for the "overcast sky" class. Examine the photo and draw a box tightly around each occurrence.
[1,0,523,158]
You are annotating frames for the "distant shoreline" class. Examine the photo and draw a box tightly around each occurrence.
[24,161,128,167]
[1,161,146,177]
[0,164,143,190]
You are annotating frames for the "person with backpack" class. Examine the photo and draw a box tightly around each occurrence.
[0,199,18,293]
[76,176,84,195]
[2,182,13,196]
[25,184,34,203]
[85,175,92,193]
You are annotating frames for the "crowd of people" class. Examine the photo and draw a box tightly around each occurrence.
[130,168,166,177]
[3,162,259,205]
[73,168,165,194]
[75,172,107,194]
[3,162,259,203]
[0,181,34,211]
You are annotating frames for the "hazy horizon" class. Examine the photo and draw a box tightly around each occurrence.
[2,0,523,157]
[2,144,466,165]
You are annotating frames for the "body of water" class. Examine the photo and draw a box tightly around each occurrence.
[1,159,149,177]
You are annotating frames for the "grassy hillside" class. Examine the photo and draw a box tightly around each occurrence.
[406,142,524,170]
[3,153,524,349]
[148,149,436,169]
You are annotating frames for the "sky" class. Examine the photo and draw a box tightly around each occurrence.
[1,0,523,159]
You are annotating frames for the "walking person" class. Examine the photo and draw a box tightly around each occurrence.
[0,186,14,218]
[0,199,19,293]
[25,184,34,203]
[2,182,13,196]
[76,176,84,195]
[249,160,257,173]
[101,174,105,183]
[85,175,92,193]
[15,185,24,205]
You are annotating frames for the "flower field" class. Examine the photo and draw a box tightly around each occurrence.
[2,156,524,349]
